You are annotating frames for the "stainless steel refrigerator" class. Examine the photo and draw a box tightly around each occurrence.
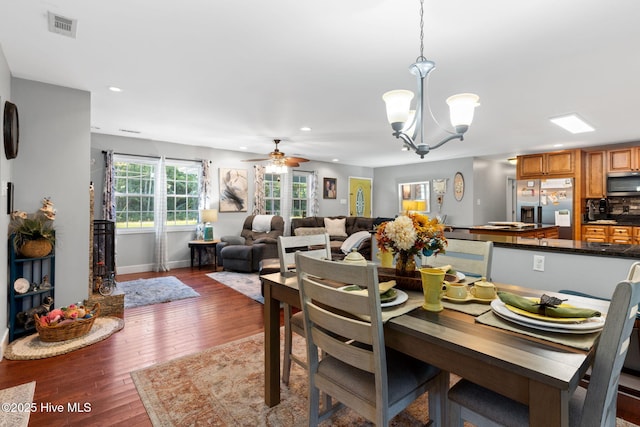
[516,177,574,239]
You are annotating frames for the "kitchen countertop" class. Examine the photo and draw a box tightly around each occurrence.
[467,223,558,233]
[445,229,640,260]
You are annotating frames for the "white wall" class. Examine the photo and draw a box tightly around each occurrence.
[0,45,13,355]
[492,246,634,299]
[12,78,91,307]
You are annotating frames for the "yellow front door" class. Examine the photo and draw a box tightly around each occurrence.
[348,177,372,217]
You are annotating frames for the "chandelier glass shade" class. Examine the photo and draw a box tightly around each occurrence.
[383,0,479,159]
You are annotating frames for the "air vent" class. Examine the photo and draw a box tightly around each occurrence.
[47,11,78,38]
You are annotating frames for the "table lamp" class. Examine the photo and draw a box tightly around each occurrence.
[200,209,218,241]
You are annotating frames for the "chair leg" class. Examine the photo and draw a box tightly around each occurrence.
[283,303,293,384]
[428,371,449,427]
[448,398,464,427]
[308,383,320,427]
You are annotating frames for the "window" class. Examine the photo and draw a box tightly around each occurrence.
[114,155,202,229]
[291,172,309,218]
[263,173,281,215]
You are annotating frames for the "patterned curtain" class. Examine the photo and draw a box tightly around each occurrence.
[309,170,319,216]
[200,159,211,209]
[253,165,265,215]
[154,156,169,272]
[102,150,115,221]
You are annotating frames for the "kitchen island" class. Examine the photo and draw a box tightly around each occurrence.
[467,223,559,238]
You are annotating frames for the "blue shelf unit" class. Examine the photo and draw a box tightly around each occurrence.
[8,237,55,342]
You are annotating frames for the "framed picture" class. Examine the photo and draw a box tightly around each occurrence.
[401,184,412,200]
[219,168,248,212]
[414,183,425,200]
[323,177,337,199]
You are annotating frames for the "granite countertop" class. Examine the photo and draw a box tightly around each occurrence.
[583,215,640,226]
[444,230,640,260]
[456,223,558,231]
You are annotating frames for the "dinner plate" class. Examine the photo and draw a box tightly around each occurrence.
[490,299,605,332]
[14,278,30,294]
[338,286,409,308]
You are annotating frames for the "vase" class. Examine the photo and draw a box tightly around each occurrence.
[19,239,53,258]
[395,251,416,276]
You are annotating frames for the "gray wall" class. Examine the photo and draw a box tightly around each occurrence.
[0,45,12,352]
[473,158,516,225]
[12,78,91,308]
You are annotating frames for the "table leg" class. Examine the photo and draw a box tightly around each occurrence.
[190,246,195,268]
[529,381,569,427]
[264,278,281,407]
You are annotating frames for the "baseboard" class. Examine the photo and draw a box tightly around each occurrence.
[117,260,192,275]
[0,328,8,361]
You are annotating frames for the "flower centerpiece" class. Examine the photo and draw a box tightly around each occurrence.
[375,213,447,275]
[9,197,56,258]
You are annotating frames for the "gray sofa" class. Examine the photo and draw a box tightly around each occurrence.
[217,215,285,272]
[290,216,376,260]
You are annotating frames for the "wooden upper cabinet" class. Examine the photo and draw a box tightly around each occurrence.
[608,147,640,172]
[517,150,575,179]
[584,151,606,198]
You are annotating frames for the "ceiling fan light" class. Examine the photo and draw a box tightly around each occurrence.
[447,93,480,128]
[382,90,414,125]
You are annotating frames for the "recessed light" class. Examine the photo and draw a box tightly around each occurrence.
[300,126,312,132]
[507,158,517,165]
[239,146,247,150]
[109,86,122,92]
[553,144,564,148]
[549,114,594,134]
[332,158,339,162]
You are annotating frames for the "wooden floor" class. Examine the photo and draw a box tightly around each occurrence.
[0,266,271,426]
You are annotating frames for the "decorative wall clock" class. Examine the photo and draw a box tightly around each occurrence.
[3,101,19,160]
[454,172,464,201]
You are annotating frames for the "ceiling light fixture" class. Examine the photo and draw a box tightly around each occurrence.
[549,114,594,134]
[300,126,312,132]
[265,157,288,174]
[382,0,480,159]
[108,86,122,92]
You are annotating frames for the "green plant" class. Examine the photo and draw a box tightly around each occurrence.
[9,197,56,251]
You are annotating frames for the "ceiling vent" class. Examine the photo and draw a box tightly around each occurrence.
[47,11,78,38]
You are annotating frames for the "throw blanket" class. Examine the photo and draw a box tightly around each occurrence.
[252,215,274,233]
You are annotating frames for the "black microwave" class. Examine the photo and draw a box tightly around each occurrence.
[607,172,640,196]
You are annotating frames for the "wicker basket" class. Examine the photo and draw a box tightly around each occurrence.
[19,239,53,258]
[34,303,100,342]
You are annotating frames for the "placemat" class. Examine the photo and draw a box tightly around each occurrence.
[442,300,492,316]
[381,290,424,323]
[475,311,600,350]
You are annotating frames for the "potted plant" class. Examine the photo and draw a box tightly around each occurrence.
[9,197,56,258]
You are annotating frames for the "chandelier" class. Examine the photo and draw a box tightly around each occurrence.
[265,157,288,174]
[382,0,480,159]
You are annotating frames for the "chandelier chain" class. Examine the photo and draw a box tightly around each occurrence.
[417,0,426,62]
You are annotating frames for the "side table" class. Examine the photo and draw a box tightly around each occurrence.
[188,240,220,269]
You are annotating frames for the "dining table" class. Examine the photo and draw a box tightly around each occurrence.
[261,270,610,427]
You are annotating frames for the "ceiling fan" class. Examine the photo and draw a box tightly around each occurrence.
[243,139,310,167]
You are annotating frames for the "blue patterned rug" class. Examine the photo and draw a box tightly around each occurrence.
[116,276,200,308]
[206,272,263,303]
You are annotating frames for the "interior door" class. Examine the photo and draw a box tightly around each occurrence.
[348,177,372,217]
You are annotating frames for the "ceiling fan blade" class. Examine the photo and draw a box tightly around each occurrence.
[286,156,309,163]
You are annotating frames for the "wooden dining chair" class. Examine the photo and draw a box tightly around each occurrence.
[447,278,640,427]
[295,252,447,426]
[423,239,493,279]
[278,233,332,384]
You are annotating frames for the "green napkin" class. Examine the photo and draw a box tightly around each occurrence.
[497,291,601,318]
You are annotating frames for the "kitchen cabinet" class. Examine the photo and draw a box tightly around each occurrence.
[634,227,640,245]
[608,147,640,172]
[517,150,575,179]
[609,225,633,244]
[584,150,606,198]
[582,225,608,243]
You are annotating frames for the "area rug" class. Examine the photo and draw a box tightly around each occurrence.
[131,329,432,426]
[117,276,200,308]
[0,381,35,427]
[206,271,263,303]
[4,317,124,360]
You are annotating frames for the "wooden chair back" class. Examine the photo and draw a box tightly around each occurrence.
[424,238,493,279]
[295,253,389,422]
[277,234,331,274]
[581,279,640,425]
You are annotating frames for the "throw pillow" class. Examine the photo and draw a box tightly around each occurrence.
[324,218,347,237]
[252,215,274,233]
[294,227,327,236]
[340,230,371,254]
